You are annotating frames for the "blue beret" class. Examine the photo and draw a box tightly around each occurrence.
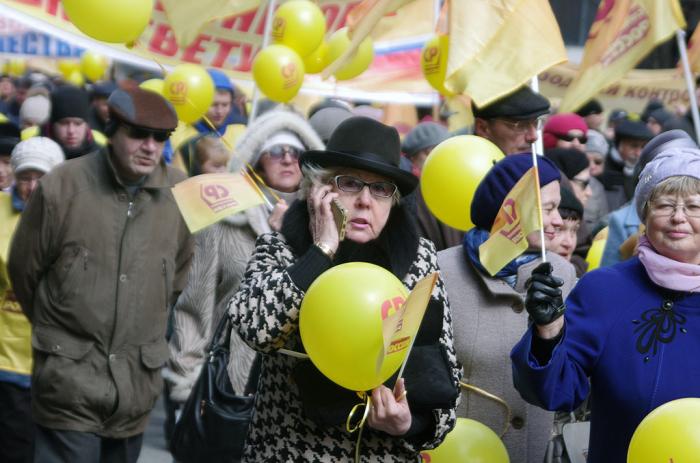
[471,153,561,230]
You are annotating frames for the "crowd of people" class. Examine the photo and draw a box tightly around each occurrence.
[1,65,699,463]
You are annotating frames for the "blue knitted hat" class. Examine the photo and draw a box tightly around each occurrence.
[471,153,561,230]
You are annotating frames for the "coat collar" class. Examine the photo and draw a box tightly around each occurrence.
[102,146,173,190]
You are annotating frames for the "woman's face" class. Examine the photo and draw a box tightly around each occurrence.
[330,167,395,243]
[645,193,700,264]
[555,129,587,152]
[527,180,563,250]
[549,218,580,261]
[586,151,605,177]
[257,144,303,193]
[570,168,592,206]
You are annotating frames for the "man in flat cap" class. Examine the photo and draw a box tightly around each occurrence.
[473,85,550,156]
[8,86,193,462]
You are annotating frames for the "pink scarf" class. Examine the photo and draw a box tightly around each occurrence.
[637,235,700,292]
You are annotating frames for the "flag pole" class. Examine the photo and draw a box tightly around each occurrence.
[529,77,547,262]
[676,29,700,144]
[249,0,278,122]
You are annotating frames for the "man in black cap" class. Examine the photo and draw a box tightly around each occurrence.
[598,119,653,211]
[45,85,100,159]
[9,86,193,462]
[473,85,550,155]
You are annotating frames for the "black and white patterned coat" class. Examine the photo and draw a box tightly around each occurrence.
[228,232,460,462]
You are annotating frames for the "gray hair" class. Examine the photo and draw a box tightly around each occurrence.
[300,163,402,205]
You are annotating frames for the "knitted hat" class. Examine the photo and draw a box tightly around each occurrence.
[0,122,20,156]
[471,153,561,230]
[585,129,609,156]
[50,85,90,123]
[559,185,583,218]
[545,147,590,180]
[575,99,603,117]
[10,137,64,174]
[472,86,550,120]
[635,146,700,219]
[20,94,51,127]
[308,106,353,144]
[108,86,178,131]
[542,113,588,149]
[401,122,449,158]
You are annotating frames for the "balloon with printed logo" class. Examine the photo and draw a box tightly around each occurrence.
[303,41,330,74]
[271,0,325,58]
[421,135,504,231]
[421,35,454,96]
[420,418,509,462]
[326,27,374,81]
[300,263,409,391]
[58,60,80,79]
[140,78,165,96]
[66,69,85,87]
[63,0,153,44]
[252,45,304,103]
[80,51,108,82]
[163,64,215,124]
[627,398,700,463]
[5,59,26,77]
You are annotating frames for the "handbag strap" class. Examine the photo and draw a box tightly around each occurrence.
[208,313,233,353]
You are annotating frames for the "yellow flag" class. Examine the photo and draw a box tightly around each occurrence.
[479,167,541,276]
[160,0,260,48]
[445,0,567,107]
[686,25,700,73]
[377,273,437,375]
[559,0,686,112]
[171,172,265,233]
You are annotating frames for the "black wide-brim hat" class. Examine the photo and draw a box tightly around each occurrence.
[300,116,418,195]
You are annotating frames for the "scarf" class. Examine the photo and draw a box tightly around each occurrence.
[463,228,539,288]
[11,185,25,212]
[638,235,700,292]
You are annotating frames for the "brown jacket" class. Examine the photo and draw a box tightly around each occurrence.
[8,148,193,437]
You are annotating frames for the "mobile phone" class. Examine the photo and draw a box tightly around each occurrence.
[331,199,347,241]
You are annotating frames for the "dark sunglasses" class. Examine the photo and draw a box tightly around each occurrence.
[124,124,171,142]
[591,158,604,166]
[332,175,397,198]
[261,144,302,161]
[557,133,588,144]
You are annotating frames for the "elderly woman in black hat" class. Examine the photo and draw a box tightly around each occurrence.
[228,116,460,461]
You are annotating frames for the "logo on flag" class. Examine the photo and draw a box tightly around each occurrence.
[200,183,239,212]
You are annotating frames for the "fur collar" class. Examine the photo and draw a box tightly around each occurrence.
[281,199,421,280]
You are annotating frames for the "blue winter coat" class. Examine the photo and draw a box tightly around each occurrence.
[511,258,700,462]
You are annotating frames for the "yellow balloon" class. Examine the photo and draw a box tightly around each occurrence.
[163,64,215,124]
[140,78,165,96]
[299,263,409,392]
[252,45,304,103]
[585,227,608,271]
[326,27,374,81]
[421,136,504,231]
[421,418,510,463]
[421,35,454,96]
[303,41,329,74]
[5,59,26,77]
[63,0,153,44]
[80,51,108,82]
[272,0,325,58]
[58,60,80,79]
[66,69,85,87]
[628,398,700,463]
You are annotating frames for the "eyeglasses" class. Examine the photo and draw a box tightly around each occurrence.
[332,175,397,198]
[15,173,42,184]
[261,144,302,161]
[495,116,545,133]
[557,133,588,144]
[649,200,700,218]
[124,124,171,142]
[571,177,590,189]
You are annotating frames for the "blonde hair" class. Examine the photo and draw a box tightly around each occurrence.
[194,136,230,167]
[643,175,700,219]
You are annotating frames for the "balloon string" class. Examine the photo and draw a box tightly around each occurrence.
[459,381,512,437]
[346,393,371,463]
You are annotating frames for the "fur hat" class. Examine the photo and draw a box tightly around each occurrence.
[301,116,419,195]
[108,86,178,131]
[471,153,560,230]
[11,137,64,174]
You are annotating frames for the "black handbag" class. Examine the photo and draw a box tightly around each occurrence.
[170,315,260,462]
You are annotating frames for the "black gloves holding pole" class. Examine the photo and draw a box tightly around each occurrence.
[525,262,566,326]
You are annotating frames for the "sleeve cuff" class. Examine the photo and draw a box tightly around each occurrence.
[287,245,333,292]
[531,328,564,366]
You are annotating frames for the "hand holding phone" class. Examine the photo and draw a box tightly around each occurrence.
[331,199,347,241]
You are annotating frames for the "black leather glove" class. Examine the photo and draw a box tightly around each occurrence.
[525,262,565,326]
